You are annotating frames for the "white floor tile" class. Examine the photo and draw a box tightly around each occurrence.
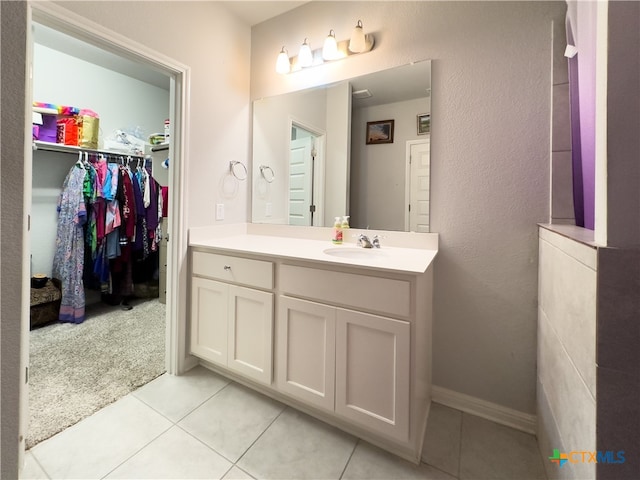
[343,441,457,480]
[20,451,49,480]
[422,402,462,476]
[105,426,232,479]
[237,407,357,480]
[24,361,553,480]
[460,414,546,480]
[179,383,284,462]
[133,366,230,422]
[30,395,172,479]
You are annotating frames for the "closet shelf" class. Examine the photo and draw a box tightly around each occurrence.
[150,143,169,152]
[33,140,146,158]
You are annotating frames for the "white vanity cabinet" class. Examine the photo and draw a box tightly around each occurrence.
[187,228,436,463]
[276,296,336,410]
[335,308,410,442]
[277,295,410,441]
[190,250,274,385]
[276,263,423,446]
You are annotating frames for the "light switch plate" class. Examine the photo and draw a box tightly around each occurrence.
[266,203,272,217]
[216,203,224,220]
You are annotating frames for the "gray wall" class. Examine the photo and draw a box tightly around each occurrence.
[1,2,28,477]
[251,1,567,414]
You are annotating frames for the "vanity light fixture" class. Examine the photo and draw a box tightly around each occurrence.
[276,20,375,74]
[349,20,366,53]
[275,46,291,74]
[322,30,339,60]
[298,38,313,67]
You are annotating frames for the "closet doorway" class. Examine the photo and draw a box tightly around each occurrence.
[23,3,186,455]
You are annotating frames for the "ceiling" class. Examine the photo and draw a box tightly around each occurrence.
[351,61,431,109]
[221,1,308,26]
[33,2,307,91]
[33,23,172,90]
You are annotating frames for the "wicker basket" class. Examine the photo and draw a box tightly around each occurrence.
[30,278,62,329]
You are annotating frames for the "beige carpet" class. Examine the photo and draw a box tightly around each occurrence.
[27,298,166,449]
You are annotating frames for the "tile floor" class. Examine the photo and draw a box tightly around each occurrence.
[22,366,547,480]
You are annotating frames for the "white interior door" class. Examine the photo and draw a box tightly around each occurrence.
[408,139,431,232]
[289,137,314,226]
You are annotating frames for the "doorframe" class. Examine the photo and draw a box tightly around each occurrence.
[22,0,190,461]
[404,139,430,231]
[288,116,326,226]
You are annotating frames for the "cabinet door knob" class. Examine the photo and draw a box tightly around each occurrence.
[224,265,231,271]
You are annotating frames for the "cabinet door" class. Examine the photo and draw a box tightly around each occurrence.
[190,277,228,367]
[276,296,336,411]
[227,285,274,385]
[335,309,410,442]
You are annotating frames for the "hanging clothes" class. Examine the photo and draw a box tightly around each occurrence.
[53,154,163,318]
[52,165,88,324]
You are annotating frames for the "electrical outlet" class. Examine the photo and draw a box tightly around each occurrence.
[216,203,224,220]
[266,203,272,217]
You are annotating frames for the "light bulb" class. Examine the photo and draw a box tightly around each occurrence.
[275,47,290,74]
[322,29,338,61]
[349,20,366,53]
[298,38,313,68]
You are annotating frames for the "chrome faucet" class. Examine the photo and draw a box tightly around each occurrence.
[357,233,381,248]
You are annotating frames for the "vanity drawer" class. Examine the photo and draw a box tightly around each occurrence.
[192,251,274,290]
[280,264,411,318]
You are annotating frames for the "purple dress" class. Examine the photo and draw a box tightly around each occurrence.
[52,165,87,323]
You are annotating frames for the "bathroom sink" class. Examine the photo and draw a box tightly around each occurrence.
[323,247,384,259]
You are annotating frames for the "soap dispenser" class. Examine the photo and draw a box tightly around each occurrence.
[332,217,343,244]
[341,216,350,242]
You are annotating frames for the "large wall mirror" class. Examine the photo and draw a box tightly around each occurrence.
[252,60,431,232]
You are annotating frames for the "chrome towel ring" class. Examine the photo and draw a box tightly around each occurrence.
[229,160,248,181]
[259,165,275,183]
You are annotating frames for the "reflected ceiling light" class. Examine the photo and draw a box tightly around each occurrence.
[349,20,366,53]
[322,30,338,60]
[275,46,291,74]
[298,38,313,67]
[352,89,372,99]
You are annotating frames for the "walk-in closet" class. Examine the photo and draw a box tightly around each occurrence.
[28,22,171,449]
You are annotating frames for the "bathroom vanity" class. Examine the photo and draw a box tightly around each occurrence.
[188,223,437,462]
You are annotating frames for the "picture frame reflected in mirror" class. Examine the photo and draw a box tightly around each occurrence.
[417,113,430,135]
[366,119,394,144]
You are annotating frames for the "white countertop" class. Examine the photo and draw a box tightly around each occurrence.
[189,229,437,274]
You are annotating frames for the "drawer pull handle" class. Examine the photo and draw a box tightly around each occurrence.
[224,265,231,271]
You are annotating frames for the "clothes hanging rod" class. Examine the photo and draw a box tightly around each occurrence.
[33,140,146,159]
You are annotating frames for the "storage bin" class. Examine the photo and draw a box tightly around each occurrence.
[57,116,81,146]
[79,109,99,149]
[30,278,61,329]
[39,114,58,142]
[33,106,59,143]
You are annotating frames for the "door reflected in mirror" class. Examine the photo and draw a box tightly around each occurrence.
[289,124,323,226]
[252,60,431,232]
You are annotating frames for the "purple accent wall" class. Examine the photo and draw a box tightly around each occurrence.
[567,20,584,227]
[572,3,597,230]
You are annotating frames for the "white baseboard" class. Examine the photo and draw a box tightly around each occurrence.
[431,385,537,435]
